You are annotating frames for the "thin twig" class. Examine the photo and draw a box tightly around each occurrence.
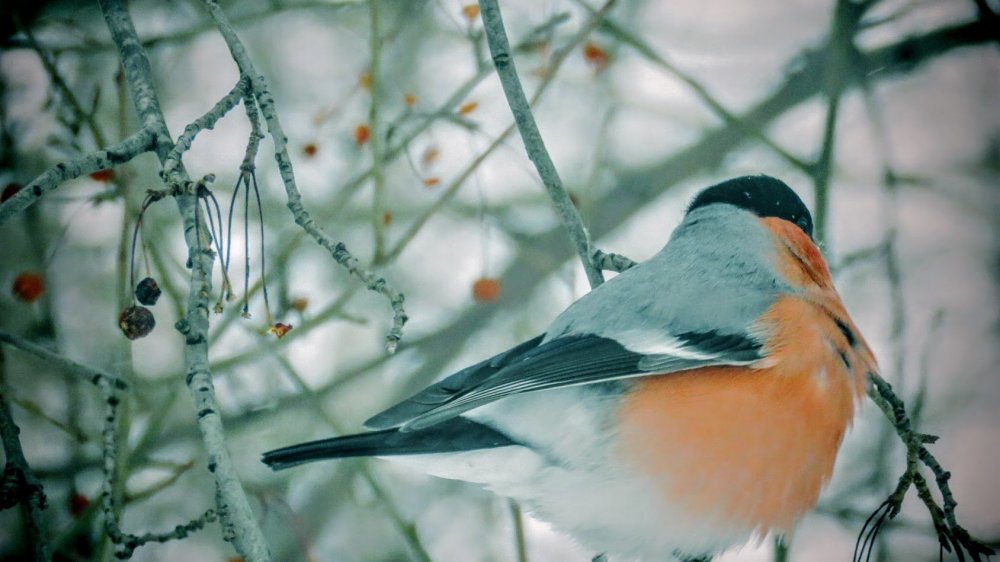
[0,127,157,225]
[99,386,216,559]
[368,0,387,263]
[477,0,612,289]
[0,331,128,391]
[162,77,249,180]
[0,347,52,562]
[381,1,618,266]
[509,499,529,562]
[865,374,994,561]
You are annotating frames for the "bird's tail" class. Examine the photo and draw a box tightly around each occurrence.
[262,417,517,471]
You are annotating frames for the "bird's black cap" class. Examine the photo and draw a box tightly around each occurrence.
[688,175,814,238]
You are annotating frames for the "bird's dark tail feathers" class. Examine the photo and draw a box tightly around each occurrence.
[262,416,517,471]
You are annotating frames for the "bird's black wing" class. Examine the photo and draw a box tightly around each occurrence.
[369,331,763,432]
[262,416,519,471]
[364,334,545,430]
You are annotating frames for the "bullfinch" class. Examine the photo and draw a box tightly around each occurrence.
[263,175,878,561]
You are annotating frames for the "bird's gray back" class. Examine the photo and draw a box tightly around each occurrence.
[545,205,790,342]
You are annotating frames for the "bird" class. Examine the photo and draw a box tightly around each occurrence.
[262,175,878,561]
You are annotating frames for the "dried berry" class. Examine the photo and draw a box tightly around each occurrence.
[119,306,155,340]
[303,143,318,157]
[472,277,501,303]
[268,322,293,339]
[135,277,162,306]
[12,272,44,302]
[69,494,91,518]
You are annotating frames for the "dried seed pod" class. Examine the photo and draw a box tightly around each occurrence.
[135,277,162,306]
[119,306,155,340]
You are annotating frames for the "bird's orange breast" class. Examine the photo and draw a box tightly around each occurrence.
[617,295,868,535]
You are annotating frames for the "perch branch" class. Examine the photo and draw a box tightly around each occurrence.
[477,0,613,288]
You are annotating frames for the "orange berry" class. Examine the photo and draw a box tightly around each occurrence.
[458,101,478,116]
[461,4,480,22]
[359,72,372,90]
[423,177,441,187]
[404,93,417,107]
[89,169,114,182]
[12,272,44,303]
[291,297,309,312]
[354,124,371,145]
[421,146,441,166]
[472,277,501,303]
[583,41,610,73]
[303,143,318,157]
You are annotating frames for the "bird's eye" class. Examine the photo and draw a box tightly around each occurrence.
[795,215,811,233]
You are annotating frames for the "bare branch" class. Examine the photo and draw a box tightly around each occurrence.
[98,0,272,559]
[163,77,249,181]
[477,0,612,288]
[0,127,156,225]
[0,331,128,391]
[865,374,994,561]
[0,347,51,562]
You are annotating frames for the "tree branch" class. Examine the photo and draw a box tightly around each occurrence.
[98,1,272,559]
[0,127,156,225]
[0,347,51,562]
[477,0,613,289]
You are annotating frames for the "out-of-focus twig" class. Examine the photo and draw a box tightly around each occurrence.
[0,347,51,562]
[0,331,128,391]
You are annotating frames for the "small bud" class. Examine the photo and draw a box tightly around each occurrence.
[354,124,371,145]
[458,101,478,116]
[291,297,309,312]
[461,4,480,22]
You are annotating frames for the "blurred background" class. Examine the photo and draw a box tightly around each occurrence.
[0,0,997,560]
